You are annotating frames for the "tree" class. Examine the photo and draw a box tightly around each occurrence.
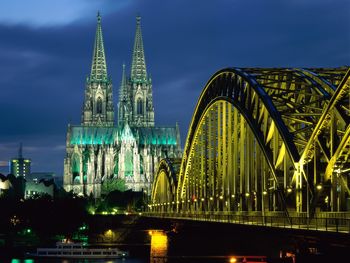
[101,178,126,195]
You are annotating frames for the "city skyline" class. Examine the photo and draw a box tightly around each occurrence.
[0,0,349,177]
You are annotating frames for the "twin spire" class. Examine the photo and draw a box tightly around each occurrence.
[90,13,147,83]
[90,12,108,81]
[131,15,148,82]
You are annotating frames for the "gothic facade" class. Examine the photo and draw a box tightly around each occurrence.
[63,14,182,198]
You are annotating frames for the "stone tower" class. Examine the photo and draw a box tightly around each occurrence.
[82,12,114,127]
[118,16,155,128]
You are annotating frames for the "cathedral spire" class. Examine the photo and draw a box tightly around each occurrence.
[90,11,108,81]
[120,63,127,97]
[82,12,114,127]
[131,15,147,82]
[118,63,128,126]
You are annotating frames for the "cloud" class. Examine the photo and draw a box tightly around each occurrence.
[0,0,133,27]
[0,161,8,167]
[53,145,66,151]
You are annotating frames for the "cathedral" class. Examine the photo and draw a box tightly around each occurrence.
[63,14,182,198]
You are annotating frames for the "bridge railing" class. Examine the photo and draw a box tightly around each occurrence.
[143,211,350,234]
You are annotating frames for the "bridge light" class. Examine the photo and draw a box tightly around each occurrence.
[231,194,235,198]
[167,202,170,205]
[172,201,175,204]
[209,197,213,201]
[219,196,223,200]
[177,201,180,204]
[188,200,190,203]
[230,257,237,263]
[194,199,197,202]
[325,196,329,203]
[201,198,204,202]
[245,193,250,197]
[287,187,292,193]
[263,190,268,195]
[316,184,322,190]
[182,200,185,203]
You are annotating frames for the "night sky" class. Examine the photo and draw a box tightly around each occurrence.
[0,0,349,178]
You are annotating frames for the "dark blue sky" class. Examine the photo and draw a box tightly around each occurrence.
[0,0,349,177]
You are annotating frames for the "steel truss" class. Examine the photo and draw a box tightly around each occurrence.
[150,67,350,218]
[150,158,180,212]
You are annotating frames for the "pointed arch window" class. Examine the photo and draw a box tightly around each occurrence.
[137,98,143,115]
[72,154,81,183]
[96,97,103,114]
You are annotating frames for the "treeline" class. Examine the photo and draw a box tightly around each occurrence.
[0,173,146,239]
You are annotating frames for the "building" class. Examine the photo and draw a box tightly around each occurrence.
[9,143,31,178]
[25,179,54,199]
[0,174,10,196]
[63,14,182,198]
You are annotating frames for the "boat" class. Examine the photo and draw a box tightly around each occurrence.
[27,239,129,259]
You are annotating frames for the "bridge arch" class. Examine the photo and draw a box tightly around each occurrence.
[175,67,349,214]
[150,158,180,212]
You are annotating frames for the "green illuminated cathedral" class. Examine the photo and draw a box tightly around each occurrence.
[63,14,182,197]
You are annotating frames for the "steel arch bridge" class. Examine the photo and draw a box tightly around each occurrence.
[149,67,350,224]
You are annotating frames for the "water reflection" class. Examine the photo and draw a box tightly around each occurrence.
[11,260,34,263]
[149,230,168,263]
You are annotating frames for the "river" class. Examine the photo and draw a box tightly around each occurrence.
[4,215,348,263]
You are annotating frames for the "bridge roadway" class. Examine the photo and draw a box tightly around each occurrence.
[143,211,350,234]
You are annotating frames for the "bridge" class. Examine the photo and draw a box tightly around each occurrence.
[147,67,350,233]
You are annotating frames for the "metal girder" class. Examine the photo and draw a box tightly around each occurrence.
[151,67,350,216]
[150,158,180,212]
[323,71,350,179]
[301,69,350,164]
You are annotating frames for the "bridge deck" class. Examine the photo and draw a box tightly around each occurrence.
[144,212,350,234]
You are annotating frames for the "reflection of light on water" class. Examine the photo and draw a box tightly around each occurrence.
[149,230,168,262]
[103,229,116,242]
